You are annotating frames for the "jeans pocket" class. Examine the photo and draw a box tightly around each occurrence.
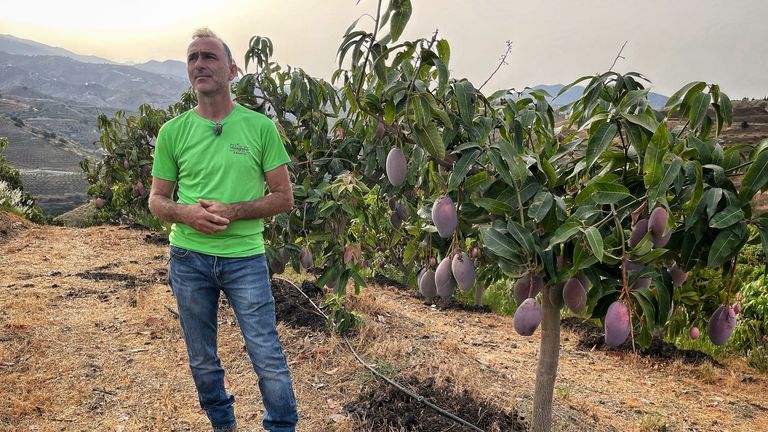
[169,246,191,262]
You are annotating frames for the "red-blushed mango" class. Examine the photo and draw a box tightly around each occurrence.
[649,206,668,235]
[385,147,407,187]
[95,198,105,209]
[577,271,591,290]
[708,305,737,346]
[435,257,456,299]
[299,247,313,270]
[651,229,672,248]
[733,302,742,314]
[390,212,402,229]
[388,197,397,211]
[431,195,457,238]
[513,298,542,336]
[396,202,408,221]
[690,326,700,340]
[429,256,437,267]
[451,251,476,292]
[514,272,543,304]
[279,247,290,263]
[604,301,631,346]
[631,277,651,291]
[623,258,644,272]
[648,207,671,247]
[629,218,649,248]
[549,284,565,309]
[669,262,688,287]
[470,246,479,258]
[269,258,286,275]
[563,277,586,313]
[419,269,437,298]
[376,121,386,140]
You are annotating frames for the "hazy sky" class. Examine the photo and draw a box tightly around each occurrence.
[2,0,767,98]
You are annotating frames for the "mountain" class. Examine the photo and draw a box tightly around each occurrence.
[521,84,669,109]
[0,51,188,109]
[133,59,188,81]
[0,34,116,65]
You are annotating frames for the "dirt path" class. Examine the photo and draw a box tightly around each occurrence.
[1,221,767,431]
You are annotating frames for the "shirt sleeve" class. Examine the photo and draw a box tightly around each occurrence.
[151,124,178,181]
[261,120,291,173]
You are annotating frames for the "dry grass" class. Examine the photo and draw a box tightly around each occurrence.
[2,218,768,431]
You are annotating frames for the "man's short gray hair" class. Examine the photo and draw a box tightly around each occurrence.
[191,27,233,66]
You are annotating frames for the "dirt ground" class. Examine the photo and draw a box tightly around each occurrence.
[2,219,768,432]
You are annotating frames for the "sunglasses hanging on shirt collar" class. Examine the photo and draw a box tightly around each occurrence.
[214,123,223,136]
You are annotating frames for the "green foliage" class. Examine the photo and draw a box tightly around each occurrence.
[77,0,768,358]
[321,293,363,335]
[0,137,47,223]
[81,98,195,226]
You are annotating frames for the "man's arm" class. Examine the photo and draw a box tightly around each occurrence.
[199,164,293,221]
[148,177,230,235]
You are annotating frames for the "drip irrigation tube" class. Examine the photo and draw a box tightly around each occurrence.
[273,277,486,432]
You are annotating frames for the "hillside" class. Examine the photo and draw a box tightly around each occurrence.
[1,215,767,431]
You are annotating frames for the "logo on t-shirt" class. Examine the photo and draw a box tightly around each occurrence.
[229,143,249,155]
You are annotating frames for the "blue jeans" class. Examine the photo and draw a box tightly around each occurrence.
[168,246,298,431]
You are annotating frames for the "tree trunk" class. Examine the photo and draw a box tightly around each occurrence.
[474,284,483,306]
[531,286,561,432]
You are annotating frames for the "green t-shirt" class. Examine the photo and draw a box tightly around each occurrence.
[152,103,290,257]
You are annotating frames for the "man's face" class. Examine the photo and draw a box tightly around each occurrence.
[186,37,236,97]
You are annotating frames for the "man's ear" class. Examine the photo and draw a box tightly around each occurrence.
[229,62,238,80]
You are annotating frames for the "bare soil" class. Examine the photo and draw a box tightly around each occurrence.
[2,218,768,432]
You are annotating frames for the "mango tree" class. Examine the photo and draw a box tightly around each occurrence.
[81,1,768,429]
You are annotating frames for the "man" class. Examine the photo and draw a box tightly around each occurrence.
[149,28,298,432]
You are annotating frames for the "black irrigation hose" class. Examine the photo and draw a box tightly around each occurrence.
[273,277,486,432]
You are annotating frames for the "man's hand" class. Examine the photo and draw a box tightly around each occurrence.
[198,199,238,221]
[183,202,230,234]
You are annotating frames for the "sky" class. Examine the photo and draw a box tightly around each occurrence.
[1,0,767,98]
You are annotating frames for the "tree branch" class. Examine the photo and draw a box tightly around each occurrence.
[479,40,513,91]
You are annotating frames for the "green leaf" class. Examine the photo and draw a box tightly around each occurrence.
[488,150,515,186]
[480,227,520,261]
[584,226,604,262]
[623,112,659,133]
[586,122,618,169]
[709,206,745,229]
[436,39,450,65]
[656,277,672,326]
[648,157,682,208]
[528,191,553,222]
[548,221,582,248]
[574,181,631,205]
[643,123,668,189]
[619,89,650,112]
[475,198,514,216]
[688,92,711,131]
[455,81,475,126]
[720,92,733,126]
[463,171,495,193]
[755,214,768,258]
[389,0,412,42]
[447,150,480,191]
[507,220,538,257]
[707,222,749,268]
[413,122,445,160]
[632,289,656,329]
[738,148,768,204]
[664,81,706,109]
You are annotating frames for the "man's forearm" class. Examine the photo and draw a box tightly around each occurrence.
[149,194,188,224]
[207,190,294,222]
